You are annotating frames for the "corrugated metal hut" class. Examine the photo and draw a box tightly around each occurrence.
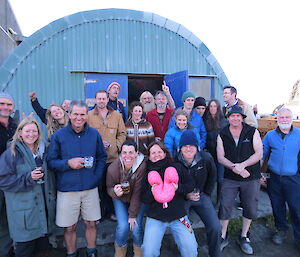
[0,8,229,116]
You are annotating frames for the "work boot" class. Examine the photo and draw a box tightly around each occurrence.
[272,230,287,245]
[220,234,229,251]
[114,243,127,257]
[237,236,253,255]
[133,244,142,257]
[86,248,98,257]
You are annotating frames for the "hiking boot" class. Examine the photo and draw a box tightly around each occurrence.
[272,230,287,245]
[237,236,253,255]
[220,234,229,251]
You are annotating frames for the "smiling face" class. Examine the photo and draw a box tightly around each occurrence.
[183,97,195,110]
[227,113,243,127]
[181,144,197,163]
[20,123,39,148]
[69,105,88,132]
[121,145,138,170]
[95,92,109,109]
[0,97,14,118]
[223,88,235,103]
[277,109,293,131]
[209,101,218,116]
[50,105,65,120]
[176,114,188,130]
[149,144,166,162]
[154,93,167,109]
[131,105,143,122]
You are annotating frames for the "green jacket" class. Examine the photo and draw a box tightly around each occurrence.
[0,141,56,242]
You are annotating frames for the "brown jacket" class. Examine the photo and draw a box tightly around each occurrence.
[88,106,126,163]
[106,154,146,218]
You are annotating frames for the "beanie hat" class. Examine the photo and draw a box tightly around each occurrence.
[179,130,199,148]
[0,92,14,105]
[107,82,121,92]
[182,91,195,103]
[193,97,206,108]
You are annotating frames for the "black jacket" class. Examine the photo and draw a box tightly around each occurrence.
[141,157,193,222]
[175,151,216,195]
[31,98,47,124]
[219,123,261,181]
[0,117,17,156]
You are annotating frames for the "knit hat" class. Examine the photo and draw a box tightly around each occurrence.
[182,91,195,103]
[226,105,247,118]
[193,97,206,108]
[107,82,121,92]
[179,130,199,148]
[0,92,14,105]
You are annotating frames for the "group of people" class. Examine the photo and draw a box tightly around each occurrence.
[0,82,299,257]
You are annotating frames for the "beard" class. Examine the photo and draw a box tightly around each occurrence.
[278,122,292,130]
[143,102,156,113]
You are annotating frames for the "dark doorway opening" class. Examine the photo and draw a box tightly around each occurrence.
[128,75,164,105]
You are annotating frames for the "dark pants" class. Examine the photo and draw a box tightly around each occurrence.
[0,191,13,257]
[186,193,221,257]
[267,172,300,242]
[99,163,114,219]
[15,236,51,257]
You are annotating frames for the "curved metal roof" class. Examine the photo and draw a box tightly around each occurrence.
[0,8,229,112]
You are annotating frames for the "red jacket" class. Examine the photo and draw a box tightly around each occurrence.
[146,107,173,140]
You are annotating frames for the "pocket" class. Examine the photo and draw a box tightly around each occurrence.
[24,209,40,230]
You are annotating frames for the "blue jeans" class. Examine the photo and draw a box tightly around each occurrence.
[267,172,300,242]
[186,193,221,257]
[113,199,146,247]
[142,216,198,257]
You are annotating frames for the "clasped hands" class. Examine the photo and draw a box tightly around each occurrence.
[231,163,250,178]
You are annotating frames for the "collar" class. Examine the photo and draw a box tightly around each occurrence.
[93,106,114,116]
[225,98,238,108]
[276,125,293,138]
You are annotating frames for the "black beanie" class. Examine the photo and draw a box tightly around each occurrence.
[193,97,206,108]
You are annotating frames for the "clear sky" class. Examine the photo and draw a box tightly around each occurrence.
[9,0,300,113]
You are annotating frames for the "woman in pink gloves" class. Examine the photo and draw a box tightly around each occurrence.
[141,141,198,257]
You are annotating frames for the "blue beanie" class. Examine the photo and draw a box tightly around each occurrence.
[182,91,195,103]
[179,130,199,148]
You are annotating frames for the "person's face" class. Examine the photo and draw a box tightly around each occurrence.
[195,106,206,116]
[181,145,197,161]
[62,100,71,111]
[132,106,143,121]
[121,145,138,169]
[277,110,293,130]
[149,144,166,162]
[50,106,65,120]
[223,88,234,103]
[183,97,195,109]
[20,123,39,147]
[209,101,218,116]
[95,92,109,109]
[155,93,167,109]
[108,84,120,99]
[227,113,243,127]
[0,98,14,118]
[141,94,153,104]
[176,114,188,130]
[69,105,88,131]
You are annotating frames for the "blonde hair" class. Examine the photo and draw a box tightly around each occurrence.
[10,116,43,155]
[46,104,69,139]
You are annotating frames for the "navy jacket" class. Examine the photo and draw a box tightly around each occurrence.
[108,99,127,122]
[47,124,107,192]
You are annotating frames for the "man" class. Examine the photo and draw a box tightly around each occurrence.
[47,100,107,257]
[107,82,127,122]
[140,91,156,113]
[223,86,258,128]
[0,93,17,257]
[176,130,221,257]
[217,105,262,255]
[194,96,206,117]
[28,92,71,123]
[169,91,206,149]
[88,90,126,219]
[262,108,300,251]
[146,90,174,141]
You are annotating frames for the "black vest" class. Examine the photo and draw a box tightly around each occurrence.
[220,123,261,181]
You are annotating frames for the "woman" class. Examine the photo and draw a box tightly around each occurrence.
[125,101,155,155]
[46,104,69,139]
[203,99,228,202]
[164,109,201,157]
[106,140,146,257]
[141,141,198,257]
[0,117,56,257]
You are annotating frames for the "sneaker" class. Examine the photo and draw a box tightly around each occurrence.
[272,230,287,245]
[237,236,253,255]
[86,249,98,257]
[220,235,229,251]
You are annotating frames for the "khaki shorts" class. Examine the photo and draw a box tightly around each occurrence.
[56,188,101,227]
